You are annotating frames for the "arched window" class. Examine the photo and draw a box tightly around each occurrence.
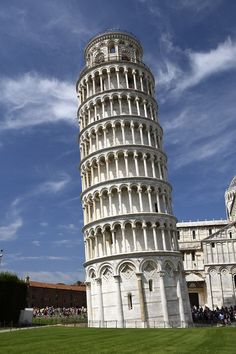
[128,293,133,310]
[148,279,153,292]
[109,45,115,53]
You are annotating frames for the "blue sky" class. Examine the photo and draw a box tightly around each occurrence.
[0,0,236,284]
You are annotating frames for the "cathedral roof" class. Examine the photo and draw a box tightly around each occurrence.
[228,176,236,191]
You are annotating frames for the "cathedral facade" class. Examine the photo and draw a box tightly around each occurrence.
[177,176,236,309]
[77,30,192,328]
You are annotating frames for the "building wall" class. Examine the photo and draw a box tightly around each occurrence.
[27,282,86,308]
[177,218,236,308]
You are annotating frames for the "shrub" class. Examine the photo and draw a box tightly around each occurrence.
[0,272,27,325]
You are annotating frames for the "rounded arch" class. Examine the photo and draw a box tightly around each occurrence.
[116,259,137,276]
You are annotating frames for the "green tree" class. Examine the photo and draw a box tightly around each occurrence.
[0,272,27,325]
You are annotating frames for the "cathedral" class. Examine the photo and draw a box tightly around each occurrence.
[177,176,236,309]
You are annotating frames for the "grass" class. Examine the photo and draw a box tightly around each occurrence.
[0,326,236,354]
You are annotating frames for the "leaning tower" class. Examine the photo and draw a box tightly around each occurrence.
[76,30,192,328]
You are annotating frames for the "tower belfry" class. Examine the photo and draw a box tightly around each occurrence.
[77,30,192,328]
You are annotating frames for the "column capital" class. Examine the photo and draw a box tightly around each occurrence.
[136,272,143,280]
[159,271,166,278]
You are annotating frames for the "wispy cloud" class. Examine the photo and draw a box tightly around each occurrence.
[0,73,76,132]
[38,173,71,194]
[178,38,236,92]
[15,255,69,261]
[0,196,23,242]
[0,217,23,241]
[155,37,236,94]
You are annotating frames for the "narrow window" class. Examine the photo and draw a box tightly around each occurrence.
[110,45,115,53]
[191,251,195,261]
[155,202,158,212]
[229,232,232,239]
[148,279,153,292]
[192,230,196,239]
[234,275,236,288]
[128,293,133,310]
[211,242,215,248]
[209,229,212,235]
[177,231,180,240]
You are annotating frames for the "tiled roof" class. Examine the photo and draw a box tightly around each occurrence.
[29,281,86,292]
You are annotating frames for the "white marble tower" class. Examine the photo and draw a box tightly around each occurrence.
[76,30,192,328]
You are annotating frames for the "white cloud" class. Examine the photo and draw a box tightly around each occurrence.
[32,240,40,247]
[156,37,236,94]
[0,73,77,132]
[38,173,71,194]
[0,217,23,241]
[178,38,236,92]
[40,222,48,227]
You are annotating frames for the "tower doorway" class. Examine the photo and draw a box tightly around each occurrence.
[189,292,199,307]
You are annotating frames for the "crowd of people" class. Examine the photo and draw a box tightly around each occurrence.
[33,306,87,318]
[192,305,236,325]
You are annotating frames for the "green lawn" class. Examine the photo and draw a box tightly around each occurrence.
[0,326,235,354]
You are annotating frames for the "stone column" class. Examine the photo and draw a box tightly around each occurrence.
[147,187,153,212]
[140,75,144,91]
[127,96,132,115]
[143,154,147,177]
[107,70,111,89]
[118,96,122,115]
[161,228,167,251]
[108,192,112,215]
[143,224,148,250]
[134,153,139,175]
[116,68,120,88]
[131,122,135,144]
[121,122,125,144]
[136,273,146,323]
[111,229,117,254]
[176,273,186,327]
[151,157,156,178]
[124,152,129,176]
[99,74,103,92]
[125,69,129,89]
[110,98,113,116]
[114,275,124,327]
[121,226,126,253]
[92,76,95,95]
[132,70,137,90]
[205,272,214,309]
[159,271,170,327]
[138,186,143,212]
[152,225,158,250]
[139,124,144,144]
[136,97,140,116]
[85,281,93,325]
[118,190,122,214]
[128,187,133,213]
[115,156,119,178]
[143,100,147,117]
[132,226,137,251]
[96,278,104,327]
